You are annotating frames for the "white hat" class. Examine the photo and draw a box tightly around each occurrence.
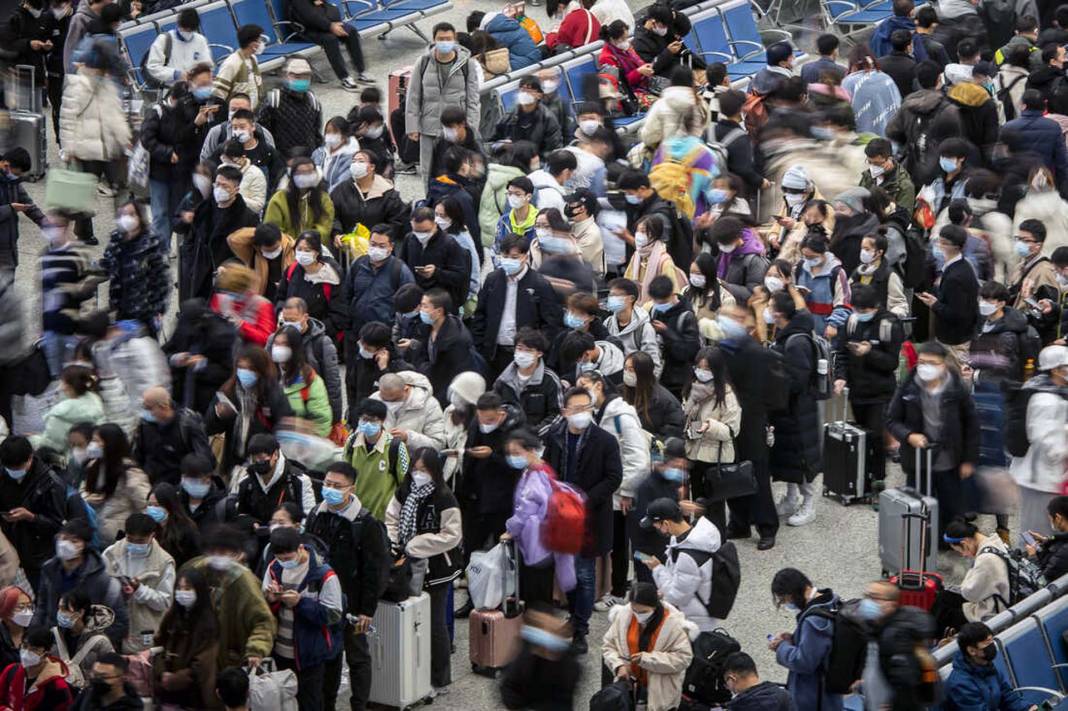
[448,371,486,406]
[1038,345,1068,372]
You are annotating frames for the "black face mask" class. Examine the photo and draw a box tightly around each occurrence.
[248,460,271,476]
[90,679,112,697]
[981,644,997,662]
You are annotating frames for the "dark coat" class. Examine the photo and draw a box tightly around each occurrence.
[969,307,1030,382]
[0,457,66,573]
[944,650,1031,711]
[329,178,409,243]
[872,606,937,711]
[774,589,842,711]
[712,119,763,193]
[133,408,215,486]
[305,501,389,618]
[769,312,821,483]
[343,255,415,339]
[634,383,685,440]
[0,173,45,268]
[179,195,259,302]
[832,310,904,404]
[499,643,582,710]
[236,461,306,525]
[1000,110,1068,187]
[33,548,129,647]
[829,213,881,275]
[626,468,678,557]
[493,104,563,158]
[276,258,347,336]
[163,300,239,415]
[1024,65,1067,105]
[727,681,798,710]
[933,257,980,345]
[947,84,999,165]
[917,34,951,68]
[458,405,525,515]
[494,364,560,435]
[392,481,462,587]
[5,6,55,79]
[471,267,564,360]
[719,334,775,464]
[426,174,482,247]
[406,314,476,406]
[344,345,412,421]
[256,87,322,159]
[885,89,963,186]
[879,51,918,100]
[652,300,701,396]
[179,482,235,533]
[99,229,170,324]
[71,682,143,711]
[396,229,470,318]
[204,381,294,474]
[1037,531,1068,583]
[632,24,704,75]
[887,369,980,474]
[543,419,623,557]
[141,97,203,183]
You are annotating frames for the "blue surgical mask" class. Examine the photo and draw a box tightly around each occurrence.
[236,368,258,389]
[708,188,729,205]
[1014,240,1032,258]
[783,602,800,614]
[939,156,958,174]
[192,85,212,102]
[520,624,571,652]
[507,454,529,470]
[625,193,642,205]
[57,611,75,629]
[811,126,835,140]
[564,312,585,329]
[716,315,747,340]
[606,295,627,313]
[126,542,150,557]
[4,467,27,481]
[652,302,671,314]
[662,467,685,483]
[435,40,456,54]
[358,420,382,438]
[146,505,168,523]
[286,78,310,93]
[500,257,521,275]
[140,408,157,424]
[180,478,210,499]
[322,486,347,506]
[858,598,883,620]
[854,310,876,323]
[419,310,434,325]
[278,557,300,570]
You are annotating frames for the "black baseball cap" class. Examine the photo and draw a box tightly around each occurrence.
[640,498,682,528]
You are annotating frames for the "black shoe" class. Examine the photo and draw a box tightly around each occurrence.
[726,525,751,540]
[454,600,474,619]
[757,536,776,551]
[571,634,588,655]
[81,235,99,246]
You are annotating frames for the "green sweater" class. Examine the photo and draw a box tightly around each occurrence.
[265,189,335,247]
[345,432,410,520]
[282,370,332,437]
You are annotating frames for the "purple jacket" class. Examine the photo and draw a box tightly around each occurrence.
[505,466,576,591]
[716,227,766,278]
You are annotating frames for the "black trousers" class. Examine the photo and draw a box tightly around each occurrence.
[276,655,325,711]
[46,72,62,144]
[726,457,779,539]
[304,30,365,79]
[461,508,509,567]
[323,622,372,711]
[906,466,966,540]
[610,510,630,597]
[73,159,123,239]
[519,560,555,608]
[851,400,889,484]
[428,583,451,688]
[488,346,514,383]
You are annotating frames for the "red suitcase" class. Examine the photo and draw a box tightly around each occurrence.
[469,542,524,674]
[889,510,942,611]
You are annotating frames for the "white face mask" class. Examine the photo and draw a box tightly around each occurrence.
[271,345,292,363]
[567,411,593,430]
[507,194,528,209]
[435,215,452,230]
[442,126,461,142]
[622,370,637,387]
[116,214,139,233]
[694,368,713,383]
[351,161,370,180]
[579,119,600,136]
[233,128,251,143]
[364,125,384,139]
[978,300,998,317]
[295,250,316,267]
[261,246,282,260]
[859,248,876,265]
[174,590,197,608]
[689,274,706,289]
[784,193,806,207]
[516,91,536,106]
[718,241,737,254]
[542,80,559,93]
[514,350,537,369]
[763,307,776,325]
[634,232,649,249]
[868,164,885,179]
[368,246,390,263]
[614,39,631,51]
[764,276,784,292]
[292,173,318,189]
[213,185,232,204]
[916,363,943,382]
[11,610,32,628]
[633,609,654,624]
[411,470,433,488]
[323,133,342,149]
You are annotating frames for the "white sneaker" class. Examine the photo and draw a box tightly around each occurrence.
[787,498,816,526]
[776,493,801,518]
[593,594,624,612]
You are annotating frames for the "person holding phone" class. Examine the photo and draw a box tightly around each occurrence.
[1026,496,1068,582]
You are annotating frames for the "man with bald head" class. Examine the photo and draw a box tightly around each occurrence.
[859,579,938,710]
[133,386,216,486]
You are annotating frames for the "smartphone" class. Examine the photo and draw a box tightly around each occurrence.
[1022,531,1037,547]
[633,551,651,563]
[440,448,460,457]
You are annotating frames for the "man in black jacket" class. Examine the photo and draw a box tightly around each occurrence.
[492,76,562,160]
[723,652,798,710]
[860,580,938,710]
[472,233,563,378]
[133,386,215,486]
[544,387,622,654]
[255,57,323,158]
[309,461,388,711]
[397,206,469,318]
[832,285,904,488]
[880,30,918,99]
[494,327,562,435]
[917,224,979,365]
[176,453,236,533]
[0,436,67,592]
[331,151,410,242]
[633,4,704,80]
[407,287,476,407]
[288,0,368,89]
[647,276,700,401]
[887,341,979,539]
[235,434,308,528]
[710,90,767,197]
[618,170,692,271]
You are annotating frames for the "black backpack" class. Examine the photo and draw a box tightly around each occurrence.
[590,680,635,711]
[350,507,392,601]
[680,628,741,705]
[1001,379,1068,456]
[669,541,741,621]
[806,599,870,694]
[997,74,1027,122]
[898,228,930,290]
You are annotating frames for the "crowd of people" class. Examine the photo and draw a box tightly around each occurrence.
[1,0,1068,706]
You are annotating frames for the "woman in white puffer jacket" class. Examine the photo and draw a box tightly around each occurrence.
[60,60,131,164]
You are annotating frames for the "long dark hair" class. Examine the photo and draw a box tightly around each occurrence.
[683,346,730,406]
[623,351,656,422]
[223,346,277,402]
[84,424,130,497]
[158,568,219,655]
[438,196,465,236]
[409,447,446,490]
[285,156,327,226]
[689,252,722,310]
[275,325,312,386]
[151,482,198,553]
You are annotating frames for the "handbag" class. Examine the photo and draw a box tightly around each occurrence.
[44,167,98,214]
[381,552,413,602]
[702,441,757,502]
[247,659,298,711]
[127,137,151,190]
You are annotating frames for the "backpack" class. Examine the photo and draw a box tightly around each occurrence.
[762,348,791,414]
[681,628,741,705]
[1017,325,1043,377]
[978,545,1047,608]
[648,143,707,220]
[997,74,1027,122]
[139,32,172,90]
[741,90,769,135]
[590,680,635,711]
[1000,379,1068,456]
[981,0,1017,49]
[806,599,870,694]
[540,474,586,555]
[706,127,746,170]
[785,331,834,400]
[611,412,664,464]
[351,507,391,601]
[899,227,930,289]
[669,541,741,621]
[344,434,406,487]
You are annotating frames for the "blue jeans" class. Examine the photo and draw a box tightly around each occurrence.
[567,555,596,637]
[42,331,78,378]
[149,177,184,251]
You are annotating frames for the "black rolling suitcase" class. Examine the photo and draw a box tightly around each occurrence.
[822,389,873,505]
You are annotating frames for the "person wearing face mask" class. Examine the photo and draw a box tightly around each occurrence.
[153,568,220,710]
[175,453,236,535]
[313,116,361,193]
[341,398,411,521]
[426,146,483,253]
[767,166,819,255]
[101,513,176,654]
[383,449,461,695]
[274,234,344,343]
[343,226,415,354]
[526,150,575,216]
[399,205,470,321]
[597,20,655,101]
[849,231,909,319]
[795,232,852,340]
[0,587,35,670]
[33,520,129,649]
[887,341,980,542]
[407,287,478,406]
[427,107,483,191]
[39,212,103,368]
[143,8,210,88]
[264,158,334,248]
[543,387,622,653]
[205,346,294,475]
[721,652,797,710]
[217,139,268,215]
[944,514,1014,622]
[346,320,414,418]
[917,225,980,363]
[211,24,265,109]
[405,23,481,182]
[0,148,44,278]
[271,326,333,438]
[199,95,279,164]
[602,581,695,711]
[945,622,1037,711]
[604,278,663,376]
[0,626,74,709]
[31,364,104,457]
[78,654,149,710]
[492,176,539,261]
[968,281,1033,384]
[266,298,342,422]
[618,170,692,270]
[230,434,313,540]
[1025,496,1068,582]
[859,139,915,215]
[259,526,342,711]
[472,234,563,378]
[183,524,277,672]
[441,371,486,489]
[331,148,410,246]
[493,75,563,159]
[492,328,563,435]
[558,328,626,387]
[499,605,582,710]
[146,482,203,569]
[1008,219,1061,324]
[214,111,285,197]
[827,188,880,275]
[98,200,168,333]
[226,223,295,304]
[77,423,151,549]
[255,57,323,160]
[767,567,842,711]
[623,215,687,303]
[702,218,768,308]
[371,368,447,454]
[625,440,685,584]
[646,275,701,400]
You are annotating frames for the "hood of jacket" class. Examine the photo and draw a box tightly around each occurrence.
[485,162,526,191]
[1028,65,1065,89]
[943,63,974,86]
[84,603,116,634]
[358,173,397,201]
[377,370,435,410]
[733,227,766,258]
[659,85,698,113]
[901,88,949,115]
[609,305,652,338]
[948,81,991,108]
[939,0,978,18]
[834,211,880,239]
[751,66,791,95]
[594,339,626,374]
[674,515,721,555]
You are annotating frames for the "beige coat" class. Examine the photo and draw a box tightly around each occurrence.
[1010,254,1060,311]
[80,461,151,546]
[102,538,175,653]
[602,602,697,711]
[227,228,297,296]
[961,534,1011,622]
[683,385,741,463]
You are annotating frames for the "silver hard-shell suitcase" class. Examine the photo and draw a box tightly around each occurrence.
[10,65,46,180]
[368,592,432,709]
[878,447,939,576]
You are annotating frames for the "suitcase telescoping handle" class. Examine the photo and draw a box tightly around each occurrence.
[900,510,931,576]
[914,445,934,499]
[13,64,40,113]
[835,386,850,422]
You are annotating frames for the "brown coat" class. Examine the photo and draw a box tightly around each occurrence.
[226,228,297,296]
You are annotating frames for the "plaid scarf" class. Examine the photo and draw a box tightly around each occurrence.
[399,482,435,546]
